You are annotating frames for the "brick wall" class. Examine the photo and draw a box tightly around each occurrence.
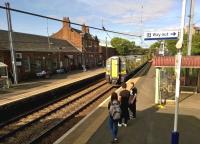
[52,17,99,54]
[0,50,81,82]
[52,17,83,51]
[101,46,118,61]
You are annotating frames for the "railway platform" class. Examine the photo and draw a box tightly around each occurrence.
[54,66,200,144]
[0,68,104,107]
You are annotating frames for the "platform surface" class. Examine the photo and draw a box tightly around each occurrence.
[54,66,200,144]
[0,68,104,106]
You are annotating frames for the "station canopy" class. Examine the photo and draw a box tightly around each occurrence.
[153,56,200,68]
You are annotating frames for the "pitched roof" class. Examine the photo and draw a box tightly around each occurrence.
[83,33,99,42]
[0,30,81,53]
[71,28,98,42]
[71,28,82,33]
[153,56,200,68]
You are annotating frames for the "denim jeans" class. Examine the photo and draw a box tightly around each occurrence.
[109,115,118,139]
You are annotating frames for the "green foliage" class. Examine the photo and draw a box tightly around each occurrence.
[149,42,160,56]
[111,37,135,55]
[150,34,200,56]
[150,42,160,49]
[166,34,200,55]
[190,34,200,55]
[111,37,150,55]
[165,40,177,55]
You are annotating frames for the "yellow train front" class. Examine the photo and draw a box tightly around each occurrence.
[105,55,147,85]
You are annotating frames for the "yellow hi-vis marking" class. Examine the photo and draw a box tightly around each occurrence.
[111,59,118,78]
[156,104,165,109]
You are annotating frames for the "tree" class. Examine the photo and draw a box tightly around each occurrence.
[111,37,135,55]
[165,40,177,55]
[164,34,200,56]
[149,42,160,49]
[149,40,178,56]
[149,42,160,55]
[190,34,200,55]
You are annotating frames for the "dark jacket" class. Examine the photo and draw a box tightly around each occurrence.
[119,89,130,110]
[129,87,137,104]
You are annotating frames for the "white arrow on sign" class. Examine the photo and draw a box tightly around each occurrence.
[144,30,179,40]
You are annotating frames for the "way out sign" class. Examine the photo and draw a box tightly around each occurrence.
[144,31,179,40]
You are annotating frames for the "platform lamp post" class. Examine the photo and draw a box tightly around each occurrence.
[102,25,108,61]
[171,0,186,144]
[5,2,18,84]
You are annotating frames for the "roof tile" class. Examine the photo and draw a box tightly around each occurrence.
[153,56,200,68]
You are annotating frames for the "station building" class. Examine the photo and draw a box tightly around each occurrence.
[52,17,103,68]
[0,30,82,81]
[0,17,119,82]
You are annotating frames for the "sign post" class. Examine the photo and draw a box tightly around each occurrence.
[171,0,186,144]
[144,30,179,40]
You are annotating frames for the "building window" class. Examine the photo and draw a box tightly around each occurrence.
[85,41,88,49]
[22,56,31,72]
[46,59,52,71]
[35,59,42,72]
[89,40,92,47]
[53,58,57,69]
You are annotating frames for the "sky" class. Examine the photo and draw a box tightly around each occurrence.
[0,0,200,48]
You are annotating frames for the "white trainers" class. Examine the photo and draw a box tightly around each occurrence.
[118,123,122,127]
[122,123,127,127]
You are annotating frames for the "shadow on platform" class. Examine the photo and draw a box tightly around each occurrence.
[87,105,200,144]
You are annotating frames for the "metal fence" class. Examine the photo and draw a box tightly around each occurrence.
[159,67,199,102]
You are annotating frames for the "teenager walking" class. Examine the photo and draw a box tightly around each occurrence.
[108,92,120,143]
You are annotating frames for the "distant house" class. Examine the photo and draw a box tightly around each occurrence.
[52,17,102,68]
[184,25,200,35]
[100,45,118,61]
[0,30,81,81]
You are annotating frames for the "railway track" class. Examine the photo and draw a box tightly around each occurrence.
[0,80,115,144]
[0,77,104,128]
[0,62,151,144]
[0,73,105,125]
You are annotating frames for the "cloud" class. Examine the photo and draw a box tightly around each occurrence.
[0,0,182,48]
[77,0,175,25]
[73,16,87,24]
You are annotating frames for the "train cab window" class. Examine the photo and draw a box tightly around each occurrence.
[121,62,126,69]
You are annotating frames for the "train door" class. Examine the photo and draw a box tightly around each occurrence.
[111,57,119,84]
[106,58,111,83]
[120,58,127,83]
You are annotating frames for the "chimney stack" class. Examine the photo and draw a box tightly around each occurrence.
[82,24,89,33]
[63,17,70,28]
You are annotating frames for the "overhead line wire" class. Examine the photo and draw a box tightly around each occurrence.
[0,5,141,37]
